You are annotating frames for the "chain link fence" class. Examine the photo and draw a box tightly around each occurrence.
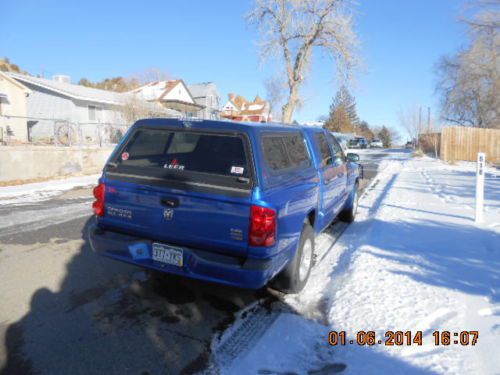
[52,121,129,147]
[0,115,129,147]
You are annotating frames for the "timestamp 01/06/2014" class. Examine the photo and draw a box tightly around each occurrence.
[328,331,479,346]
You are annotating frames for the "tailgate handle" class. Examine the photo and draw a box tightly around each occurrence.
[160,197,180,208]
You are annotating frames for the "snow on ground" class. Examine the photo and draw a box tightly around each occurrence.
[207,152,499,375]
[0,174,100,206]
[0,201,91,236]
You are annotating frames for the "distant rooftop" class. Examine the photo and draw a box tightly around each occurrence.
[7,72,182,117]
[187,82,216,98]
[7,72,125,105]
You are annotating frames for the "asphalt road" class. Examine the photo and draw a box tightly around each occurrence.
[0,149,395,375]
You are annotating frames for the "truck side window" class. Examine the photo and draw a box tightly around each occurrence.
[315,133,333,167]
[327,133,346,164]
[262,136,291,171]
[282,133,311,169]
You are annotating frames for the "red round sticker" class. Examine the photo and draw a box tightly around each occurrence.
[121,152,129,161]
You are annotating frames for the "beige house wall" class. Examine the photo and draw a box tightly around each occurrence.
[0,146,113,183]
[0,72,30,142]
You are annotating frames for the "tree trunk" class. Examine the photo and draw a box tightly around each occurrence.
[281,84,300,124]
[282,102,295,124]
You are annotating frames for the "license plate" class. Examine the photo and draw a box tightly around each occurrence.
[152,243,183,267]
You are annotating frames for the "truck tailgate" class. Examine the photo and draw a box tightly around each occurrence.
[101,180,250,256]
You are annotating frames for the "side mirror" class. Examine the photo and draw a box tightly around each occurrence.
[346,153,360,162]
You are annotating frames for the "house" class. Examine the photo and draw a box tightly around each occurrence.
[7,72,178,143]
[130,80,204,118]
[220,93,271,122]
[187,82,220,120]
[0,71,31,143]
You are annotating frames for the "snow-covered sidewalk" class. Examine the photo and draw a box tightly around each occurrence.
[0,174,100,206]
[208,155,500,374]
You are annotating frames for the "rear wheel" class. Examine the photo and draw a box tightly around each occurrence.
[340,183,359,223]
[272,223,314,294]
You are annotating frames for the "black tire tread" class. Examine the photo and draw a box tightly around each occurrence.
[271,223,314,294]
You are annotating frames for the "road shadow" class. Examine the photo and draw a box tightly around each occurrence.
[1,218,273,375]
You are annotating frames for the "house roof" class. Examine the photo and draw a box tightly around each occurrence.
[132,79,194,102]
[253,95,265,104]
[0,71,31,93]
[131,79,204,111]
[7,72,124,105]
[187,82,216,99]
[240,107,268,116]
[5,72,183,120]
[158,80,183,101]
[231,95,250,111]
[223,93,270,116]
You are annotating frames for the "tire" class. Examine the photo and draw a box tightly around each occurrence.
[272,223,315,294]
[339,183,359,223]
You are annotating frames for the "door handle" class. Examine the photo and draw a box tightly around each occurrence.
[160,197,180,208]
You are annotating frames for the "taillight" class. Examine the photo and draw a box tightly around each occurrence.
[249,205,276,247]
[92,183,106,217]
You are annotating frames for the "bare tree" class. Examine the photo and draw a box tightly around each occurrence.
[131,67,172,85]
[462,0,500,31]
[422,120,442,158]
[249,0,359,123]
[264,76,287,121]
[121,96,173,124]
[398,106,425,146]
[435,0,499,128]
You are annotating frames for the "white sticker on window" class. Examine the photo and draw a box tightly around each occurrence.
[231,166,244,174]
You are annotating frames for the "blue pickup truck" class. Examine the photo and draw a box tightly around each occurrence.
[89,119,360,293]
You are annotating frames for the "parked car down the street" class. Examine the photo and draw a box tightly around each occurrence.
[89,119,361,293]
[370,138,383,148]
[348,137,368,149]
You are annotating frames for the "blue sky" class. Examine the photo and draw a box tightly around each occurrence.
[1,0,467,137]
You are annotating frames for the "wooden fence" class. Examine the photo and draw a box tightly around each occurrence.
[440,126,500,164]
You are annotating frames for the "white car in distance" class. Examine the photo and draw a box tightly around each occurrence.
[370,138,383,148]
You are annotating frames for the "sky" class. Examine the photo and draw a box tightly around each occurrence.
[1,0,468,138]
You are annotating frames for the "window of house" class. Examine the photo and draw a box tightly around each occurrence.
[88,105,102,122]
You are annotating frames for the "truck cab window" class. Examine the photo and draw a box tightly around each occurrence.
[327,133,346,164]
[315,133,333,167]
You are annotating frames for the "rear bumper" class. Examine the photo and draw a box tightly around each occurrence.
[88,224,275,289]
